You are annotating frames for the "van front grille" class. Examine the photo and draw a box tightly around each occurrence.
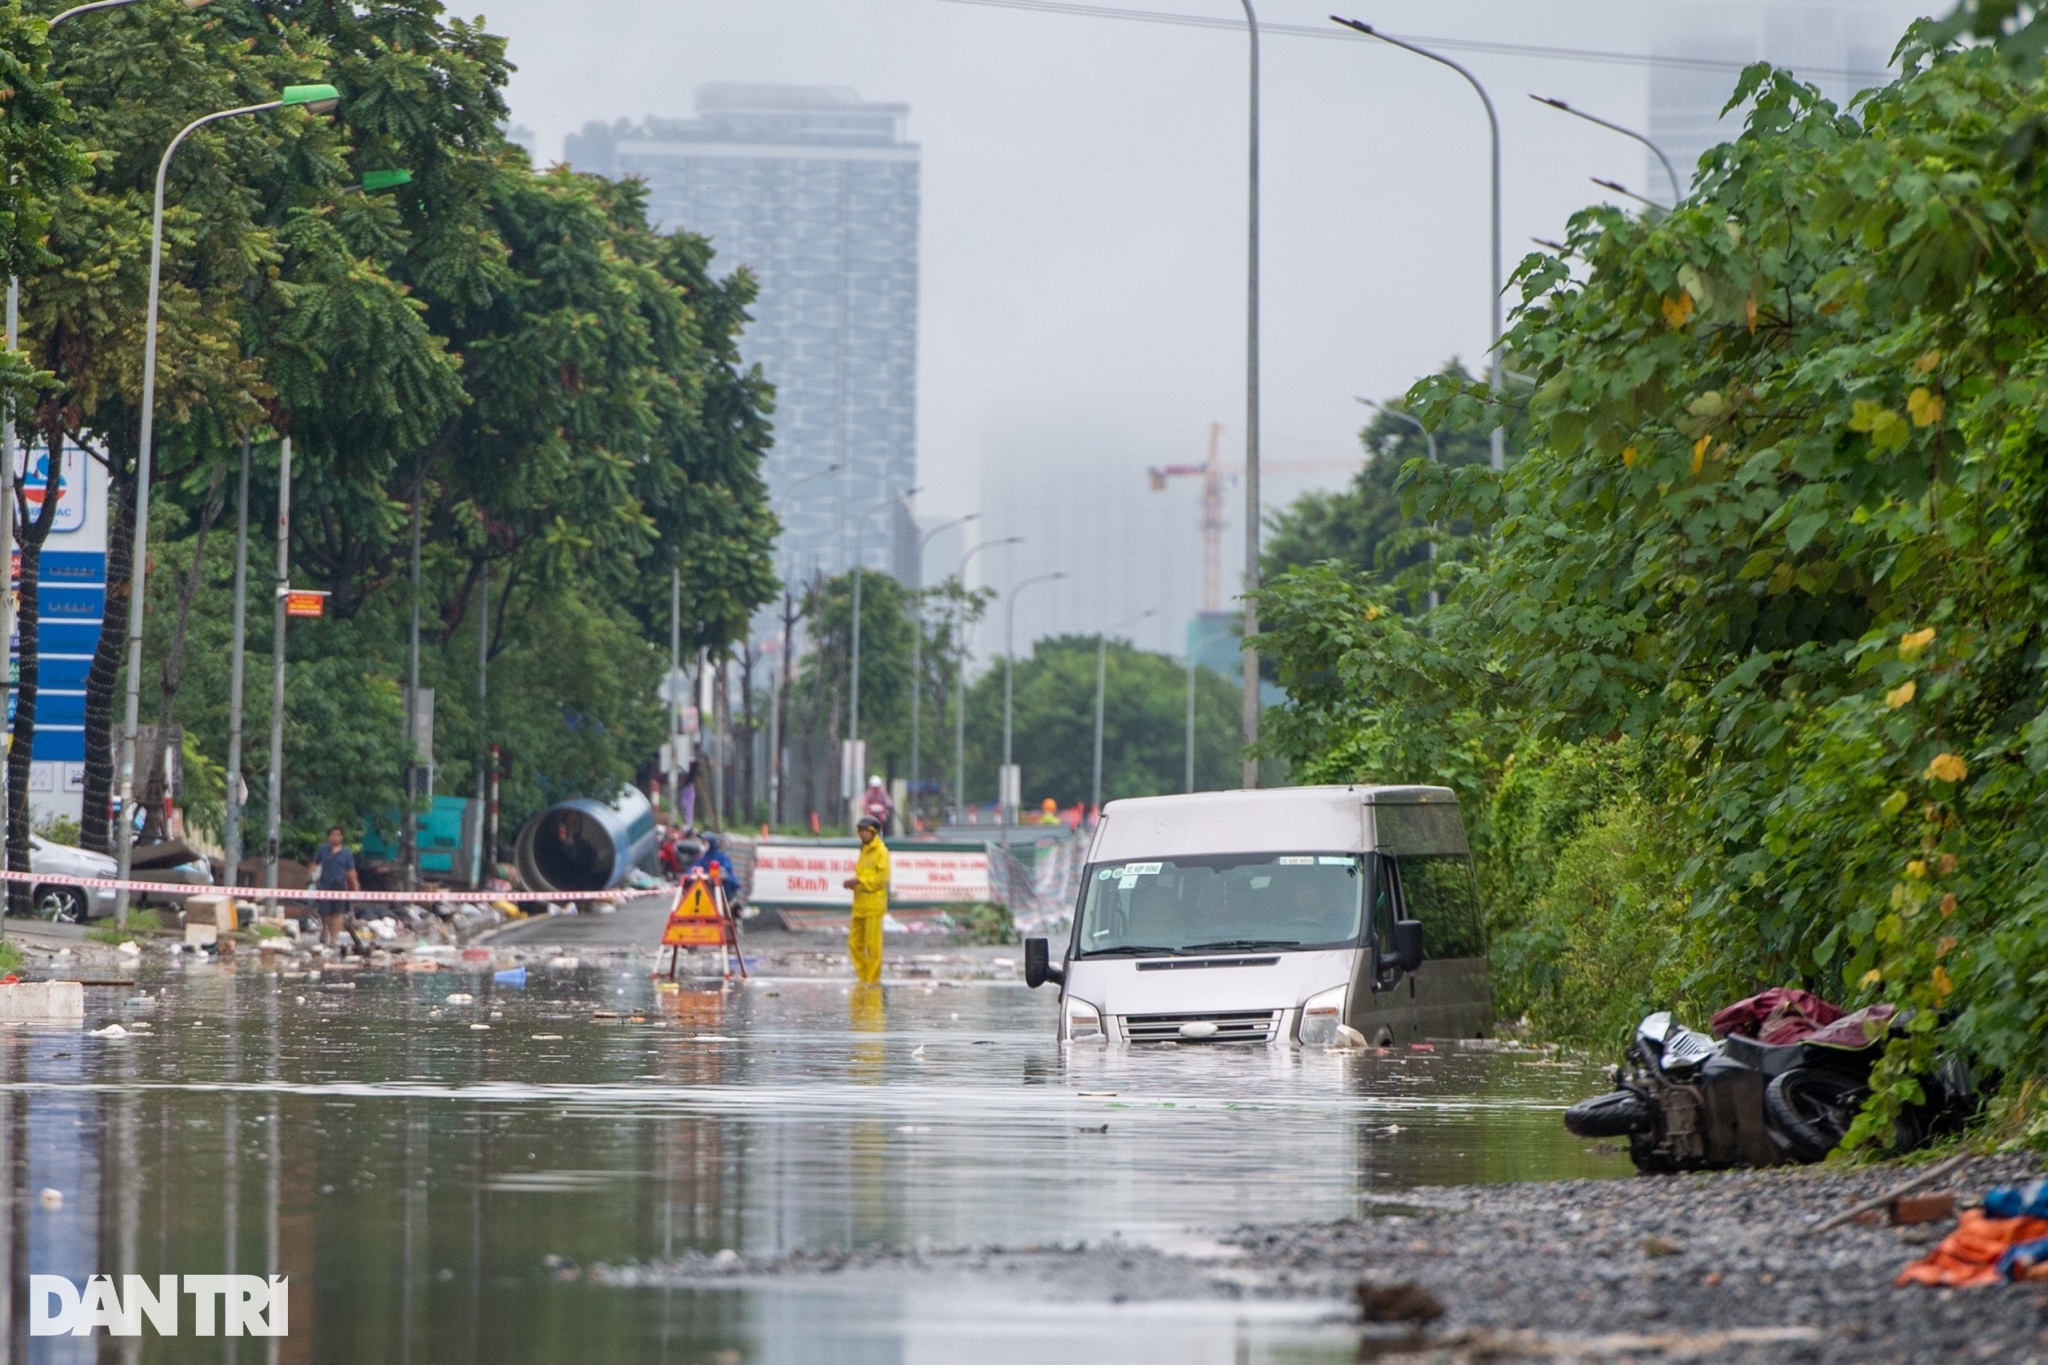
[1121,1010,1279,1044]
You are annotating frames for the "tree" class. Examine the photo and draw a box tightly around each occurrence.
[959,635,1240,809]
[1263,359,1506,595]
[1256,31,2048,1143]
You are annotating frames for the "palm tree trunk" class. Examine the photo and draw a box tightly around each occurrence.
[9,424,72,912]
[80,480,132,854]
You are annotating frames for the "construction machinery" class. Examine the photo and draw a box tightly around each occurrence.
[1147,424,1358,612]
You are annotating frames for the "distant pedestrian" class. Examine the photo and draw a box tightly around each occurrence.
[680,758,701,829]
[842,814,890,984]
[310,825,360,952]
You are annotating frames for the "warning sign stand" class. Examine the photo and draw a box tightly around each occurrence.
[658,869,746,981]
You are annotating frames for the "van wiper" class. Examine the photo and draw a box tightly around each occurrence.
[1178,939,1302,954]
[1081,945,1179,957]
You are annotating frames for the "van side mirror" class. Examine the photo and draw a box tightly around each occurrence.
[1024,937,1063,989]
[1390,919,1425,974]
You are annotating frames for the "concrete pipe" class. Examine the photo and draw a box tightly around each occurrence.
[513,786,660,893]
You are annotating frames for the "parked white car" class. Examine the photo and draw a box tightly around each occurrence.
[24,835,119,922]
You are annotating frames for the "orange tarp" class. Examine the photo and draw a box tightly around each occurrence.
[1896,1210,2048,1288]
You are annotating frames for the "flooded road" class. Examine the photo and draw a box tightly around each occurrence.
[0,952,1627,1362]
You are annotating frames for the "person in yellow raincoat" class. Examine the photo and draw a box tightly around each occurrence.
[843,814,891,983]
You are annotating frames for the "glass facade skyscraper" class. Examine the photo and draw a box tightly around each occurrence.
[567,84,921,588]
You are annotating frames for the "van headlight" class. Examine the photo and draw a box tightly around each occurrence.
[1297,985,1347,1047]
[1064,997,1104,1043]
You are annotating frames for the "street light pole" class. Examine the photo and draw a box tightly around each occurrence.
[1092,608,1155,816]
[950,535,1021,825]
[1531,95,1681,206]
[1240,0,1263,791]
[909,512,976,828]
[115,83,340,926]
[1001,571,1066,837]
[1358,397,1440,610]
[1332,19,1504,473]
[221,436,251,887]
[846,487,915,829]
[262,438,291,916]
[766,462,840,828]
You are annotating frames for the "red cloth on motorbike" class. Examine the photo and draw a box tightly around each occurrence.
[1897,1210,2048,1288]
[1800,1003,1897,1049]
[1710,987,1845,1043]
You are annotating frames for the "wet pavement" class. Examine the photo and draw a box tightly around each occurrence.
[0,934,1629,1362]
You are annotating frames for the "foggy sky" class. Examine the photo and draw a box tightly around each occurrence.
[481,0,1929,659]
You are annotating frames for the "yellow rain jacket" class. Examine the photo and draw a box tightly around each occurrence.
[851,836,891,917]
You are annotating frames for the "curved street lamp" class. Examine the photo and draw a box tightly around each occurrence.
[1001,571,1067,834]
[952,534,1021,824]
[114,83,342,923]
[908,511,977,822]
[1092,607,1156,815]
[766,461,841,826]
[845,485,917,827]
[1331,17,1505,474]
[1531,95,1681,207]
[1358,396,1440,610]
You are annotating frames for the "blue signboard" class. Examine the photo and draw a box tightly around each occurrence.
[8,443,108,804]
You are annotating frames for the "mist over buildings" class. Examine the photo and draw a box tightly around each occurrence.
[490,0,1931,667]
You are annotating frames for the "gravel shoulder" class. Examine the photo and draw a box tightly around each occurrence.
[583,1154,2048,1362]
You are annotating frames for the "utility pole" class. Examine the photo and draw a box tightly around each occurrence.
[668,563,681,818]
[222,436,251,887]
[951,535,1021,825]
[473,561,487,888]
[1093,609,1155,815]
[1002,572,1066,837]
[262,439,291,917]
[402,483,423,891]
[1240,0,1264,791]
[1185,650,1196,794]
[910,514,975,830]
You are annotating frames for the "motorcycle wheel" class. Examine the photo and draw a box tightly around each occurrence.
[1563,1088,1655,1139]
[1764,1068,1866,1163]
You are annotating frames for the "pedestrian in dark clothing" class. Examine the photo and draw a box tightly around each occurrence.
[311,825,360,952]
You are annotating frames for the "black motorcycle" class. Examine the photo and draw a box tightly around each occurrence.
[1564,1009,1973,1172]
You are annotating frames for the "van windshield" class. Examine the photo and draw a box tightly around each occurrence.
[1074,853,1364,957]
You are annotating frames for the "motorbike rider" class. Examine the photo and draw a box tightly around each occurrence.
[691,832,740,905]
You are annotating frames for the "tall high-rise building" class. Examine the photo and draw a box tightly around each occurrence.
[566,85,921,587]
[1647,1,1921,194]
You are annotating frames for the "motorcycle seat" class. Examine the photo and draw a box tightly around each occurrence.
[1719,1032,1805,1076]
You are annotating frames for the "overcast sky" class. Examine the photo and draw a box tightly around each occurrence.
[480,0,1928,657]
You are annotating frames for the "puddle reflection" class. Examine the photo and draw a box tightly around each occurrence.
[0,964,1623,1362]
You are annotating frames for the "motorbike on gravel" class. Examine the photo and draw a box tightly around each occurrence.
[1564,1004,1975,1173]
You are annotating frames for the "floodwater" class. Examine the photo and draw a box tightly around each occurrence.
[0,957,1627,1362]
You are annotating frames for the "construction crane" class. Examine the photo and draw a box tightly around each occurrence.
[1148,423,1359,612]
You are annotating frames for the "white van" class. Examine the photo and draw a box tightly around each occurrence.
[1023,785,1491,1046]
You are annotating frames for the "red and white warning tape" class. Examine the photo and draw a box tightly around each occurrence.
[0,868,653,904]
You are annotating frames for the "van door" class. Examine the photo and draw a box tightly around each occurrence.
[1348,853,1421,1045]
[1389,850,1491,1039]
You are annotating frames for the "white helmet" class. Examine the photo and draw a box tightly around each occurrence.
[868,775,884,787]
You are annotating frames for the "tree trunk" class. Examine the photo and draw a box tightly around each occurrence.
[9,424,73,913]
[80,479,133,854]
[138,463,227,838]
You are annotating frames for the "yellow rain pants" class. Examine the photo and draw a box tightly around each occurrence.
[848,836,891,984]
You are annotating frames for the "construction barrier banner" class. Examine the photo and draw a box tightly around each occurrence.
[0,868,646,904]
[750,844,990,907]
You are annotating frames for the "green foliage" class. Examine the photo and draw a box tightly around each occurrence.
[941,902,1016,946]
[86,908,159,943]
[1259,37,2048,1142]
[0,0,776,853]
[1263,360,1509,597]
[960,635,1241,807]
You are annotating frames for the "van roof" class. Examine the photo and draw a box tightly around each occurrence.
[1090,785,1462,862]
